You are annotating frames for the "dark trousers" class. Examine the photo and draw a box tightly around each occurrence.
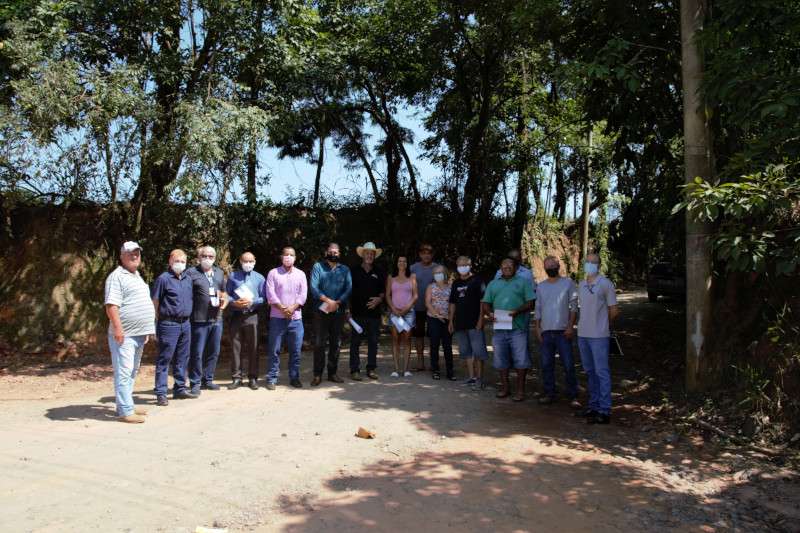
[349,316,380,373]
[155,320,191,396]
[427,316,454,374]
[188,321,223,385]
[230,312,259,379]
[313,311,345,376]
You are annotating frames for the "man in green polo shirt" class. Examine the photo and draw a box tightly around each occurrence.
[482,257,536,401]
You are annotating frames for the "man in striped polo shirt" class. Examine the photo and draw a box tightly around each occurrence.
[105,241,156,423]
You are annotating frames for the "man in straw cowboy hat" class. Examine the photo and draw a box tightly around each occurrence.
[346,242,385,380]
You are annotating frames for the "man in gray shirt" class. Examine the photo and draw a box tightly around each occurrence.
[576,253,619,424]
[534,255,580,410]
[410,244,438,372]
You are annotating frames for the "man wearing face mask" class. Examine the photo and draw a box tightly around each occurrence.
[534,256,580,410]
[151,249,195,406]
[187,246,229,395]
[448,256,489,390]
[575,253,619,424]
[226,252,266,390]
[309,243,352,386]
[265,246,307,390]
[346,242,385,381]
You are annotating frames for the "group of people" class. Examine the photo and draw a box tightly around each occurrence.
[104,241,618,426]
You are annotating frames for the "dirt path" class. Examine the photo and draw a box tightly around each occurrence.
[1,291,797,532]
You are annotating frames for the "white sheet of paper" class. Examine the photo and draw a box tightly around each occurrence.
[234,284,254,300]
[493,309,513,330]
[348,317,363,334]
[318,302,330,313]
[391,315,410,332]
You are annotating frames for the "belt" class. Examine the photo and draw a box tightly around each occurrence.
[544,329,565,334]
[236,309,256,315]
[160,316,189,323]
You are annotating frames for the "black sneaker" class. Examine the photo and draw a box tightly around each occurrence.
[587,413,611,425]
[574,407,598,418]
[156,395,169,406]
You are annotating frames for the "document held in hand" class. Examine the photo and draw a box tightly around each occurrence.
[492,309,513,330]
[348,317,363,334]
[234,284,254,301]
[391,315,410,332]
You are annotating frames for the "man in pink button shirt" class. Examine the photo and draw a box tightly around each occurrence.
[265,246,308,389]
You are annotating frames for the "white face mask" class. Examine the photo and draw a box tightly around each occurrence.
[434,273,445,282]
[171,261,186,274]
[241,262,255,273]
[282,255,295,267]
[200,258,214,269]
[457,266,471,275]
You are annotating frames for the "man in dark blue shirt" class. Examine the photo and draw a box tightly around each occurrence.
[225,251,266,390]
[151,249,195,405]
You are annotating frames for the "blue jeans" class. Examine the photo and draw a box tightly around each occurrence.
[455,329,489,360]
[349,316,380,373]
[267,317,304,382]
[491,328,530,370]
[108,334,146,417]
[427,316,453,374]
[578,336,611,415]
[188,321,223,385]
[313,311,345,376]
[540,330,579,398]
[155,320,191,396]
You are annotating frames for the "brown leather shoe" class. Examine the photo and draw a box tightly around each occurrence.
[133,407,148,416]
[119,414,145,424]
[328,374,344,383]
[310,376,323,387]
[367,371,379,379]
[350,372,362,381]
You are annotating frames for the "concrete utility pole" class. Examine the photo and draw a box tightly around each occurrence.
[681,0,715,391]
[580,127,592,262]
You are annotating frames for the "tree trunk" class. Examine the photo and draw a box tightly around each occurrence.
[554,149,567,221]
[313,135,324,209]
[580,128,592,261]
[246,151,257,206]
[681,0,715,391]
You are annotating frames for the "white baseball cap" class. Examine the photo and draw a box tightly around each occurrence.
[121,241,143,253]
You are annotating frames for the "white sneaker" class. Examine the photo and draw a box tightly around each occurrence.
[391,372,399,378]
[403,371,412,378]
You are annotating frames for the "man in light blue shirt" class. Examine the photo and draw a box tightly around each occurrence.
[225,251,266,390]
[309,243,352,386]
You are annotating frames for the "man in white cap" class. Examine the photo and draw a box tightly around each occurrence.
[104,242,156,423]
[346,242,385,380]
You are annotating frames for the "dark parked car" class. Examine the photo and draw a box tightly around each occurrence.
[647,262,685,301]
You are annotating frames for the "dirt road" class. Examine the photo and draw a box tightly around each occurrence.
[1,291,797,532]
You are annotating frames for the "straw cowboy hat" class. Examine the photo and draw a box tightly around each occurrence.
[356,242,382,258]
